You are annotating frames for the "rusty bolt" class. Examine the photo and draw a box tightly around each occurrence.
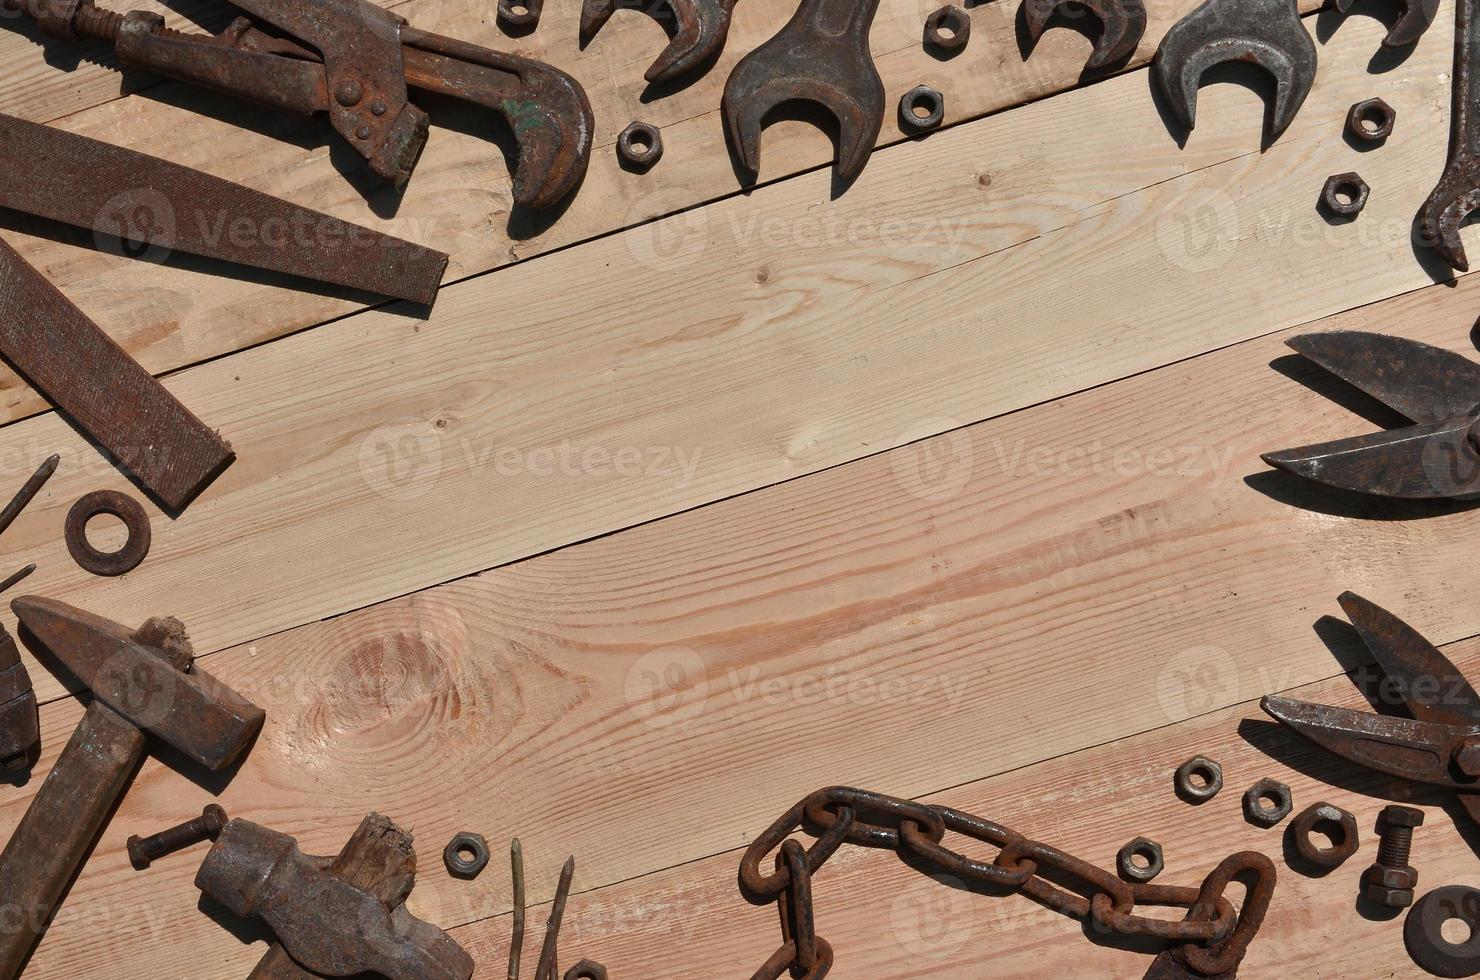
[1346,98,1395,144]
[1289,802,1359,869]
[1243,778,1293,827]
[1363,805,1424,908]
[617,122,663,170]
[1117,837,1164,883]
[925,5,971,53]
[1321,173,1369,218]
[127,804,228,870]
[444,831,490,879]
[1175,755,1223,803]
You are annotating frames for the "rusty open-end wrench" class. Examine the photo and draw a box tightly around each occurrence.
[582,0,738,83]
[1419,0,1480,271]
[1153,0,1317,142]
[1022,0,1148,73]
[1334,0,1439,48]
[723,0,884,185]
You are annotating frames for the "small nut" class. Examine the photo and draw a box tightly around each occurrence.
[1346,97,1395,143]
[1289,802,1359,869]
[618,122,663,170]
[1244,778,1293,827]
[1117,837,1164,883]
[444,832,490,879]
[1175,756,1223,803]
[924,5,971,52]
[900,85,945,132]
[498,0,541,28]
[1321,172,1369,218]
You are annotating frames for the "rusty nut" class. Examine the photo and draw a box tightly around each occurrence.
[1365,864,1420,908]
[1175,756,1223,804]
[924,5,971,52]
[1244,778,1293,827]
[1117,837,1164,883]
[1321,173,1369,218]
[901,85,945,132]
[1347,98,1395,144]
[1290,802,1359,869]
[444,831,489,879]
[618,122,663,170]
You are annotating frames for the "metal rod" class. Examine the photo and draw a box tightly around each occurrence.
[0,455,57,540]
[509,838,525,980]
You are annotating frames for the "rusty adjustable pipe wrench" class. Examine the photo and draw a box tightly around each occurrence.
[0,598,265,978]
[8,0,594,207]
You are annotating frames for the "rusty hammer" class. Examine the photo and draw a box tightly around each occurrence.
[0,597,265,977]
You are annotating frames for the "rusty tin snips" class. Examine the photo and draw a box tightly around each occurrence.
[1261,331,1480,499]
[6,0,594,207]
[1263,593,1480,846]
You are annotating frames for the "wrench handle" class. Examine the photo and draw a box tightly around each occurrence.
[796,0,882,41]
[1456,0,1480,160]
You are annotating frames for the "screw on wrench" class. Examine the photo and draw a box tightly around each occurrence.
[723,0,885,186]
[1022,0,1148,74]
[1334,0,1439,48]
[582,0,738,84]
[1419,0,1480,271]
[1153,0,1317,143]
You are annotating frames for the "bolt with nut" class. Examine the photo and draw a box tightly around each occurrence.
[1362,804,1424,908]
[127,804,229,870]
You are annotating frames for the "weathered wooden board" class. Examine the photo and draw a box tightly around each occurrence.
[10,276,1480,975]
[0,0,1334,424]
[0,6,1454,709]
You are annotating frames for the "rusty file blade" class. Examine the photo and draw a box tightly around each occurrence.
[13,596,265,771]
[0,112,448,305]
[0,237,234,511]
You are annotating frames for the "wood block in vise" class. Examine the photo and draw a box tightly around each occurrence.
[195,813,473,980]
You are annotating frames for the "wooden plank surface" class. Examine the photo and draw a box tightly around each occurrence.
[0,4,1452,709]
[0,0,1329,424]
[10,275,1480,975]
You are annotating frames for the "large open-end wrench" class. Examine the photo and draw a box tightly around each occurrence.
[1153,0,1317,142]
[582,0,738,83]
[723,0,884,185]
[1022,0,1148,73]
[1419,0,1480,271]
[1334,0,1439,48]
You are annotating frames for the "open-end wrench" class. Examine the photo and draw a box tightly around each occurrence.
[723,0,884,185]
[1022,0,1148,73]
[1153,0,1317,142]
[1419,0,1480,271]
[1334,0,1439,48]
[582,0,739,83]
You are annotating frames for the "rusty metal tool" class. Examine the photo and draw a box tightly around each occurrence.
[0,597,264,978]
[1022,0,1147,73]
[1335,0,1439,48]
[0,566,35,597]
[128,803,229,869]
[582,0,738,83]
[195,813,474,980]
[0,627,36,775]
[0,455,57,542]
[6,0,593,207]
[1262,593,1480,858]
[1261,331,1480,499]
[1420,0,1480,270]
[723,0,885,185]
[1153,0,1317,142]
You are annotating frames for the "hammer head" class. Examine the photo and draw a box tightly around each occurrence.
[13,597,265,771]
[0,626,37,772]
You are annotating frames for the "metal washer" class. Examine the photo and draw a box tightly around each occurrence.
[65,490,151,576]
[1406,885,1480,977]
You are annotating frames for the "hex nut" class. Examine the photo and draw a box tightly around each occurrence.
[1289,802,1359,869]
[1117,837,1164,883]
[1244,778,1293,827]
[444,832,490,879]
[1175,756,1223,804]
[1322,172,1369,218]
[1347,98,1396,144]
[924,5,971,52]
[618,122,663,170]
[901,85,946,132]
[498,0,540,28]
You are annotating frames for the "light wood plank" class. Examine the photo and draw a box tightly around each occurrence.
[0,0,1329,423]
[0,5,1454,707]
[11,274,1480,974]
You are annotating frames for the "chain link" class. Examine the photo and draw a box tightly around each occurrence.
[741,787,1276,980]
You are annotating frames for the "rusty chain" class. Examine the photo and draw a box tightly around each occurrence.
[739,787,1276,980]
